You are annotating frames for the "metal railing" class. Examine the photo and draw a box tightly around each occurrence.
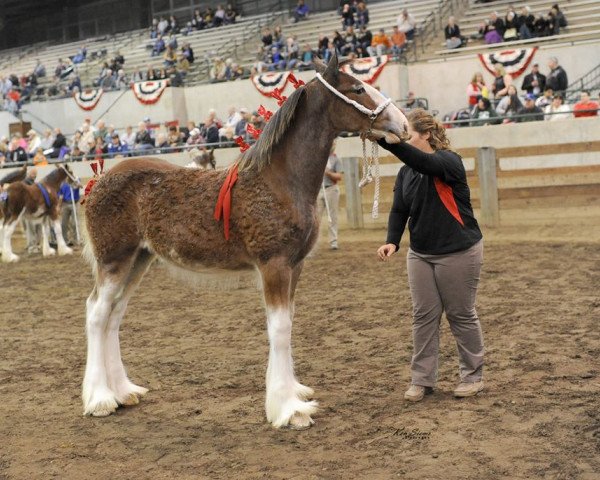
[415,0,470,60]
[565,63,600,101]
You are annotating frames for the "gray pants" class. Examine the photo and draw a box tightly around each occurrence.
[61,203,78,244]
[407,240,484,387]
[317,185,340,248]
[24,219,42,252]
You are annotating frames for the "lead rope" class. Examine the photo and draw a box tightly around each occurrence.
[358,136,380,219]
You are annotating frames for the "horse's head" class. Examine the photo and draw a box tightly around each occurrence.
[314,52,408,143]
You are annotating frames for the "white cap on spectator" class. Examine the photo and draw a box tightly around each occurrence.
[190,128,200,136]
[240,107,249,113]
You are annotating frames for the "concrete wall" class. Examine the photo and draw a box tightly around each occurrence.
[0,110,20,138]
[409,40,600,116]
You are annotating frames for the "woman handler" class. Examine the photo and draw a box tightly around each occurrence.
[376,109,485,401]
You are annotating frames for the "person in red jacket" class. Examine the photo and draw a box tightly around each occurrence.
[573,90,599,118]
[375,109,485,402]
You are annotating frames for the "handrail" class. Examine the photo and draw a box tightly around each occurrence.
[441,106,599,126]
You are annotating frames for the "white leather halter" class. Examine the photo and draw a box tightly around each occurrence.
[315,73,392,121]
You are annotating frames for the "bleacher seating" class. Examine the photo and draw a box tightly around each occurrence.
[433,0,600,56]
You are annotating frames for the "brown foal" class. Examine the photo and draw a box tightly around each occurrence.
[82,53,408,428]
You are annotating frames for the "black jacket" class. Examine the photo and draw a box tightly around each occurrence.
[379,141,482,255]
[546,66,568,92]
[9,147,28,164]
[521,72,546,94]
[444,24,461,39]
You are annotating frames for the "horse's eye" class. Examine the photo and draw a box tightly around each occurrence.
[354,86,366,94]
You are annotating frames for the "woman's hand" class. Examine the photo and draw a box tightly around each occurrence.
[377,243,397,261]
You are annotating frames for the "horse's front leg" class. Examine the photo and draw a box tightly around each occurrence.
[51,215,73,256]
[260,259,317,429]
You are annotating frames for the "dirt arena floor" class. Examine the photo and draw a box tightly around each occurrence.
[1,215,599,479]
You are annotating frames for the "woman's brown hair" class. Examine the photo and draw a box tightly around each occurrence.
[407,109,451,151]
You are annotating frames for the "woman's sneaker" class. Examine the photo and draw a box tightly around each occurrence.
[453,381,484,398]
[404,385,434,402]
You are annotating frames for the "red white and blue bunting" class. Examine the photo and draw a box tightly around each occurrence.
[478,47,538,79]
[73,88,103,111]
[251,72,292,97]
[131,80,169,105]
[340,55,389,84]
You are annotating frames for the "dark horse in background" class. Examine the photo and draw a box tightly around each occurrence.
[1,164,76,262]
[82,53,408,428]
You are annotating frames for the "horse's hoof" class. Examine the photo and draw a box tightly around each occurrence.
[1,253,19,263]
[43,248,56,257]
[288,412,315,430]
[116,384,148,406]
[83,390,119,417]
[58,247,73,256]
[119,393,140,406]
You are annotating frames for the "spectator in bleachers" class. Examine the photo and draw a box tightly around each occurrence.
[273,26,285,49]
[8,135,28,163]
[72,47,87,64]
[186,127,206,147]
[292,0,310,23]
[178,53,190,75]
[48,128,67,159]
[369,28,392,57]
[488,12,505,37]
[41,129,54,151]
[521,64,546,97]
[213,5,226,27]
[94,120,108,141]
[115,69,129,89]
[168,66,184,87]
[182,42,194,63]
[517,93,545,122]
[503,11,519,41]
[268,47,287,71]
[234,108,251,139]
[261,27,273,48]
[167,33,178,50]
[192,9,207,30]
[33,147,48,166]
[201,109,222,144]
[552,4,568,28]
[484,24,502,44]
[54,59,67,81]
[340,26,357,56]
[338,0,350,15]
[122,126,136,150]
[356,25,372,52]
[496,85,523,121]
[297,44,316,70]
[324,41,337,62]
[404,91,427,110]
[158,17,169,36]
[332,30,344,52]
[92,136,107,161]
[167,124,183,148]
[205,7,215,26]
[134,121,155,153]
[104,125,116,144]
[225,4,237,24]
[491,64,512,101]
[34,60,46,78]
[355,2,369,28]
[164,46,177,68]
[534,13,550,37]
[397,9,416,41]
[157,67,168,80]
[100,69,115,89]
[152,35,166,57]
[106,132,129,158]
[535,87,554,109]
[547,9,561,36]
[471,97,501,126]
[444,16,465,49]
[341,4,355,30]
[517,6,535,40]
[573,91,599,118]
[546,57,568,95]
[168,15,179,34]
[26,130,42,158]
[467,72,489,107]
[544,94,570,121]
[210,57,227,82]
[317,34,329,57]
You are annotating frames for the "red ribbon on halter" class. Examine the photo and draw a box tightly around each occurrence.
[269,88,287,106]
[258,105,273,122]
[214,164,239,240]
[246,123,262,140]
[234,136,251,152]
[288,73,305,89]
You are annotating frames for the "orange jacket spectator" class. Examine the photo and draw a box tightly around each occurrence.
[33,148,48,166]
[371,32,392,49]
[573,91,599,118]
[391,29,406,48]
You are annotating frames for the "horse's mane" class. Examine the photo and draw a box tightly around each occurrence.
[237,85,306,172]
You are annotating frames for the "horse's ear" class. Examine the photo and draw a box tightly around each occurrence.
[314,57,327,74]
[323,51,339,83]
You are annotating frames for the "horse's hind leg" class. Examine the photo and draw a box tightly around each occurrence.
[41,220,56,257]
[105,248,155,407]
[50,216,72,256]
